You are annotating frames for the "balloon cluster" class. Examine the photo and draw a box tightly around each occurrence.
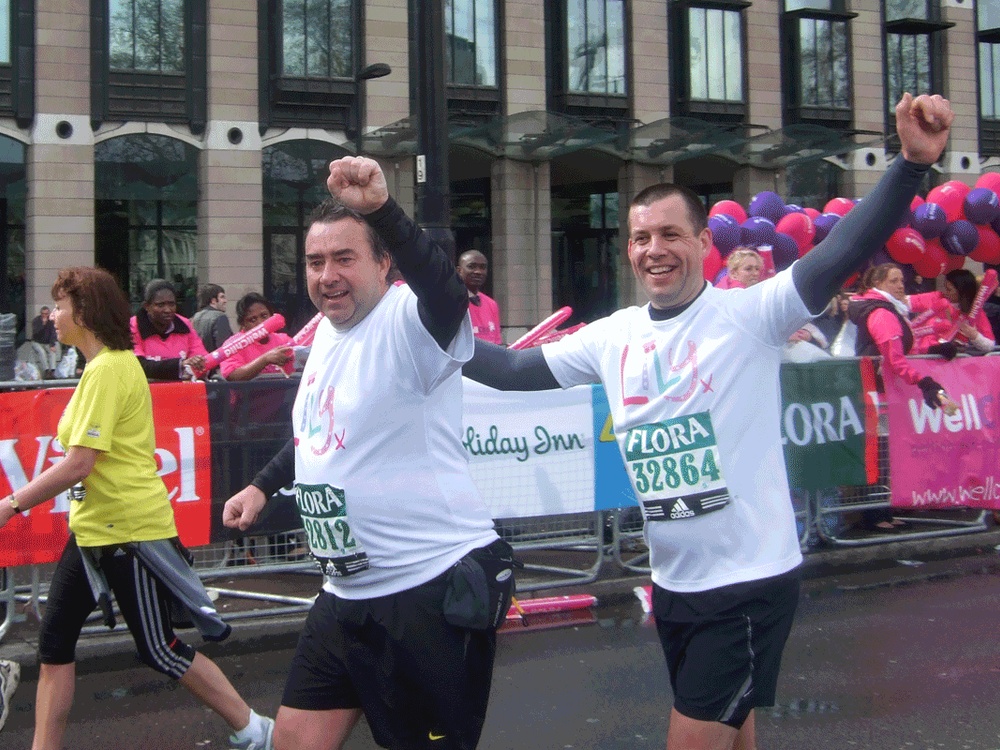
[704,173,1000,284]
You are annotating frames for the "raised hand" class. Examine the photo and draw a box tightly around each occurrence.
[896,93,954,165]
[326,156,389,214]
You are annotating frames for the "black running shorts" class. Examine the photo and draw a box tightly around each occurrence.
[653,567,801,729]
[282,545,508,749]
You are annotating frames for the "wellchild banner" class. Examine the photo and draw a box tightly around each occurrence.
[0,383,213,567]
[885,356,1000,509]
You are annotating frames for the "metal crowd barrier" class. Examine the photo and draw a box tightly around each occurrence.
[1,355,996,643]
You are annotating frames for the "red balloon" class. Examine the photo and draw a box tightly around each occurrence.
[975,172,1000,194]
[843,271,860,290]
[775,211,816,253]
[823,197,854,217]
[926,181,971,222]
[709,200,747,224]
[885,227,925,265]
[915,239,947,278]
[970,225,1000,265]
[703,245,723,281]
[910,194,925,212]
[803,207,821,220]
[942,253,966,273]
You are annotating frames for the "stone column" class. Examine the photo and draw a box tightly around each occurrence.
[494,0,550,341]
[26,2,93,315]
[198,2,263,309]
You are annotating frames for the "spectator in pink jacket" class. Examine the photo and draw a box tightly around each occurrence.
[716,247,764,289]
[909,269,995,354]
[220,293,294,381]
[130,279,208,380]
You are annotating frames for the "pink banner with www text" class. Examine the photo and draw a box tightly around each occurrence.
[886,357,1000,509]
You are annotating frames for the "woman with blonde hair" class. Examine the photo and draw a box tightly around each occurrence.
[719,246,765,289]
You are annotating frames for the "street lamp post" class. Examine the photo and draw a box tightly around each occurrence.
[353,63,392,156]
[411,0,454,258]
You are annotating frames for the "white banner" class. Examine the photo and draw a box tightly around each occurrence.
[462,380,595,518]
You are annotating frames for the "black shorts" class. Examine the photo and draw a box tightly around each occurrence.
[282,541,514,749]
[653,568,801,729]
[39,536,196,678]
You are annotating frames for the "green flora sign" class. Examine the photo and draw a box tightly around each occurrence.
[779,360,868,489]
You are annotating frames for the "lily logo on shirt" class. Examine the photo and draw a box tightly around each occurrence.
[620,340,704,406]
[302,385,346,456]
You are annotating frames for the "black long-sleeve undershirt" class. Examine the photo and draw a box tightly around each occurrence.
[365,197,469,350]
[250,197,469,496]
[464,157,931,392]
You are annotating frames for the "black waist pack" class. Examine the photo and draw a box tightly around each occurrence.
[443,539,520,630]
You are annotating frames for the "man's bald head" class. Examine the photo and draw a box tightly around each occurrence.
[457,250,489,294]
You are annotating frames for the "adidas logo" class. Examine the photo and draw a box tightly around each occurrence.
[670,499,696,519]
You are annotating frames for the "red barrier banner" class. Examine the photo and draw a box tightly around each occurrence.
[0,382,213,567]
[886,357,1000,509]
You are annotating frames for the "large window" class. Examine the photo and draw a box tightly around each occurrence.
[260,0,360,129]
[782,1,852,126]
[671,1,746,120]
[93,0,206,130]
[0,1,34,127]
[108,0,183,72]
[281,0,353,79]
[978,0,1000,154]
[566,0,625,95]
[94,135,199,313]
[0,134,25,339]
[446,0,497,87]
[883,0,949,120]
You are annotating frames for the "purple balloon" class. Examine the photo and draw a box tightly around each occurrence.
[813,212,841,243]
[963,187,1000,225]
[784,203,804,214]
[870,247,894,268]
[708,214,742,255]
[941,219,979,256]
[771,232,799,271]
[748,191,787,224]
[912,202,948,239]
[740,216,777,248]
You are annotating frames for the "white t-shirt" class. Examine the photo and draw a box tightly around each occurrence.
[542,270,813,593]
[292,284,498,599]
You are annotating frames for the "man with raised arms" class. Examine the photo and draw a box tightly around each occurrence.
[223,156,516,750]
[463,93,954,750]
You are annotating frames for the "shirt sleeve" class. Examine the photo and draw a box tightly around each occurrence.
[130,316,146,356]
[63,365,121,452]
[541,316,611,389]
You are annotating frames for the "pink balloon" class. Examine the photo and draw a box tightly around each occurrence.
[885,227,925,265]
[910,194,925,212]
[926,181,971,222]
[823,197,854,217]
[709,200,747,224]
[775,211,816,252]
[971,225,1000,265]
[803,207,821,220]
[975,172,1000,194]
[703,245,723,282]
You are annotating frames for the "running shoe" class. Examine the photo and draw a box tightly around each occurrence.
[229,714,274,750]
[0,659,20,732]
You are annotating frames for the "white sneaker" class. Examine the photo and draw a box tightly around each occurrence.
[229,714,274,750]
[0,659,20,732]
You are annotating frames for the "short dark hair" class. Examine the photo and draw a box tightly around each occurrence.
[629,183,708,234]
[198,283,225,309]
[143,278,176,305]
[306,198,390,263]
[235,292,273,327]
[51,267,132,351]
[945,268,978,315]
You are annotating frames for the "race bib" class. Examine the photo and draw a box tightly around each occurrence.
[623,411,730,521]
[295,482,369,576]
